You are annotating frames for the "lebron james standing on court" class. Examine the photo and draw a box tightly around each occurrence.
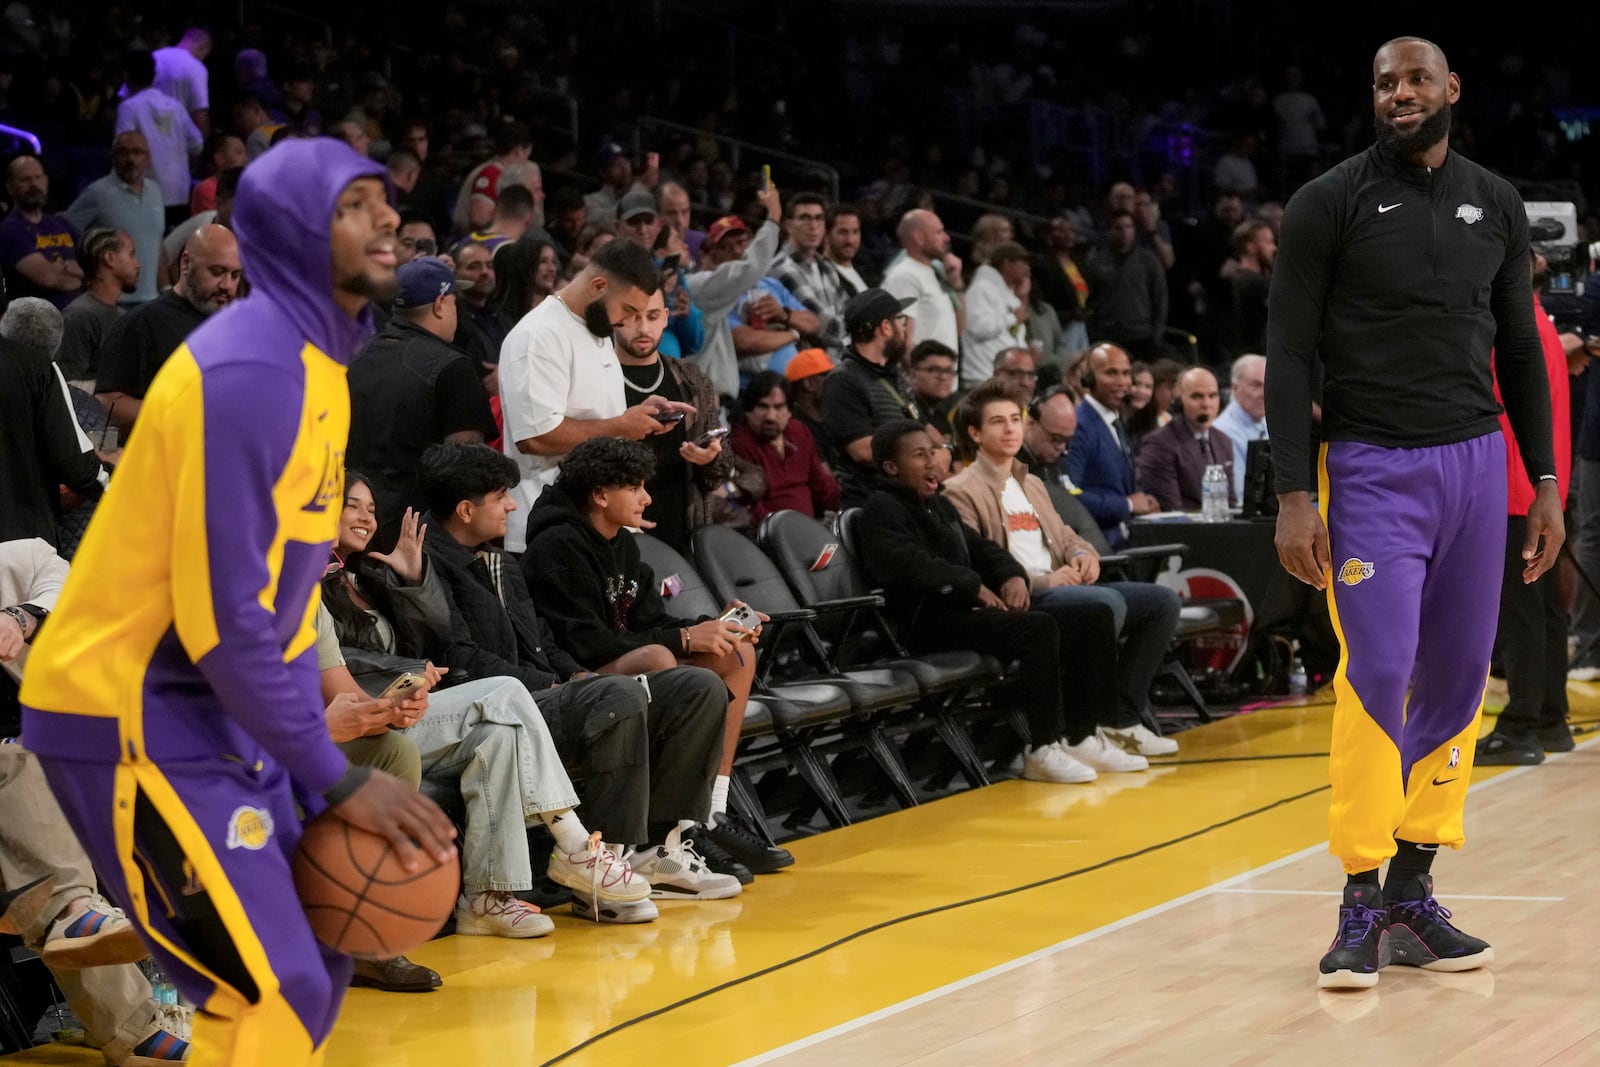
[1266,37,1563,989]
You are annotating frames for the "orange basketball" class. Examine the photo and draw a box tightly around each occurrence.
[291,814,460,960]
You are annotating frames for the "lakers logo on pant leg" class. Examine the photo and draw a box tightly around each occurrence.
[1338,559,1376,586]
[226,807,275,851]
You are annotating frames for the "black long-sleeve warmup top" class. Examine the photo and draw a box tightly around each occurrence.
[1265,142,1554,493]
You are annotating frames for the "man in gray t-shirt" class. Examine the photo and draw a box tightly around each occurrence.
[57,229,140,388]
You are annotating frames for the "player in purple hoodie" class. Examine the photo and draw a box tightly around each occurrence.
[20,138,457,1065]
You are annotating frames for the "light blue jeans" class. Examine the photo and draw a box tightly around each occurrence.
[402,676,579,893]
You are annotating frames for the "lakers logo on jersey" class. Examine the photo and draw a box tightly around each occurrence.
[1454,204,1484,225]
[1338,558,1376,587]
[226,806,276,850]
[301,440,345,513]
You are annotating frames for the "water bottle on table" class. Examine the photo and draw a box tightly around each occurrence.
[1202,464,1229,522]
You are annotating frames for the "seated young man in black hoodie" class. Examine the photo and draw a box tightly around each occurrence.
[522,436,794,876]
[857,420,1148,784]
[417,441,745,901]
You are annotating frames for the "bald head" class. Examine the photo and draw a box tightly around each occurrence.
[5,154,46,211]
[180,28,213,58]
[1177,366,1220,425]
[897,209,949,263]
[1026,390,1078,465]
[1086,342,1132,408]
[178,225,242,314]
[658,182,691,237]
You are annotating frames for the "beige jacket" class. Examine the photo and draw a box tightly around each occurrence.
[943,457,1097,591]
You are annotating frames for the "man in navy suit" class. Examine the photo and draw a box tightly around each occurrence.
[1065,342,1159,546]
[1136,365,1236,511]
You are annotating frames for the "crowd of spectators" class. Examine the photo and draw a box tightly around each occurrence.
[1,2,1598,1057]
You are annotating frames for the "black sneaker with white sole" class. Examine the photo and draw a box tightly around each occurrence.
[1318,883,1388,989]
[1385,875,1493,972]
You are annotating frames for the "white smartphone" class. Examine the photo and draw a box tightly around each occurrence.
[719,603,761,633]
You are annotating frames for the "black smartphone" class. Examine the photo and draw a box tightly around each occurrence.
[655,409,688,424]
[696,427,730,447]
[660,253,682,271]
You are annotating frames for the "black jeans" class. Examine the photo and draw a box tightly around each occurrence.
[912,601,1116,746]
[1493,515,1568,737]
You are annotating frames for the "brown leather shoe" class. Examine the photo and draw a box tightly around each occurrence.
[350,955,442,993]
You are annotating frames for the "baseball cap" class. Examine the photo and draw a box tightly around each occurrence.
[597,140,628,166]
[393,256,457,309]
[843,288,915,337]
[619,189,657,222]
[706,215,750,246]
[785,348,835,382]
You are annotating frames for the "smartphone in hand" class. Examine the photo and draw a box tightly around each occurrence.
[695,427,730,448]
[379,673,427,702]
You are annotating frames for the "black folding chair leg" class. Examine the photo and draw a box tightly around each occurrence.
[931,708,991,788]
[852,722,922,810]
[1161,659,1214,722]
[729,767,780,848]
[780,737,854,828]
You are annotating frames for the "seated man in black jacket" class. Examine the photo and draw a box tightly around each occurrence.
[417,441,748,900]
[522,436,793,876]
[857,420,1148,783]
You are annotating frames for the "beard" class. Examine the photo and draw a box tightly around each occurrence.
[584,299,615,338]
[1376,101,1451,157]
[884,333,908,365]
[339,268,398,307]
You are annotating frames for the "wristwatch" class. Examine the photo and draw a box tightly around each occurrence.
[2,605,40,642]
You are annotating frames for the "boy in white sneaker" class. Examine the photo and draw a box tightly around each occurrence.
[944,379,1181,758]
[855,421,1148,783]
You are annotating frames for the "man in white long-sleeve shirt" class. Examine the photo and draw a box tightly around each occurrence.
[685,179,784,399]
[960,241,1030,387]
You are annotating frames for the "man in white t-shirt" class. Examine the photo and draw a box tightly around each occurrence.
[116,51,201,229]
[881,209,962,356]
[943,377,1182,759]
[154,29,212,135]
[497,239,691,551]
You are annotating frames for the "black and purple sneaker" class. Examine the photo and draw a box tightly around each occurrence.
[1318,882,1389,989]
[1385,875,1494,972]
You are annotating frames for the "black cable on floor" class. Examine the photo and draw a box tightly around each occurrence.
[535,782,1331,1067]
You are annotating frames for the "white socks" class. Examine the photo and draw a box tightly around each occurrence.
[539,808,592,854]
[710,775,730,817]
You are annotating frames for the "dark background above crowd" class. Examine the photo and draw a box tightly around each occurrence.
[7,0,1593,240]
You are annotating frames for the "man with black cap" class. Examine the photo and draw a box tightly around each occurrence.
[820,287,931,507]
[347,256,499,551]
[584,141,657,226]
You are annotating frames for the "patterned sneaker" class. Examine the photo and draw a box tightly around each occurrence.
[123,1005,191,1065]
[1101,723,1179,757]
[1384,875,1493,972]
[548,832,652,905]
[454,892,555,938]
[569,893,660,924]
[1318,883,1388,989]
[1021,743,1097,783]
[41,895,149,969]
[1060,731,1149,773]
[629,827,743,900]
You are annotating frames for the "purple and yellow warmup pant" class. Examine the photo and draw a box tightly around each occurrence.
[1318,433,1507,875]
[37,753,351,1067]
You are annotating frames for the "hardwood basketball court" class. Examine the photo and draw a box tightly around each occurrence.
[5,687,1597,1067]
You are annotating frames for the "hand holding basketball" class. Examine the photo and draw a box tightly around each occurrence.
[330,768,457,871]
[293,808,460,960]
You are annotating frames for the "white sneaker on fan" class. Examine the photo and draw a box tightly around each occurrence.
[1060,731,1149,772]
[1101,723,1179,756]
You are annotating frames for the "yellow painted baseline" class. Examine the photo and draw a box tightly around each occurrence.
[8,689,1589,1067]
